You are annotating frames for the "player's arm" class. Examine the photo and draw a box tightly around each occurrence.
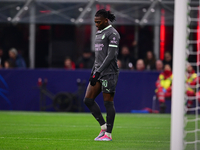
[90,47,117,86]
[90,32,119,86]
[89,65,95,79]
[96,33,119,73]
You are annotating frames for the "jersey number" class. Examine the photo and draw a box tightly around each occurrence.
[102,80,108,87]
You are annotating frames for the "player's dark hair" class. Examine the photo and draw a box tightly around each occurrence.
[95,9,116,22]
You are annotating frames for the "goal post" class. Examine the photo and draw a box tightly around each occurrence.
[170,0,187,150]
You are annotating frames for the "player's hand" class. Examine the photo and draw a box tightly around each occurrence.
[90,72,100,86]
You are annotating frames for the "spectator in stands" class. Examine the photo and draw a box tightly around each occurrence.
[118,45,135,70]
[64,57,75,70]
[144,51,156,70]
[76,48,94,69]
[136,59,145,71]
[155,64,173,113]
[186,63,198,108]
[117,59,122,69]
[0,47,6,68]
[4,59,16,69]
[8,48,26,68]
[155,60,164,71]
[163,51,173,69]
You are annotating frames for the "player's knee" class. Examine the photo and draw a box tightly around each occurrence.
[104,101,114,108]
[83,98,94,107]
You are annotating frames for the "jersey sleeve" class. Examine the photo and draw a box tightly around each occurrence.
[108,32,120,48]
[95,32,120,73]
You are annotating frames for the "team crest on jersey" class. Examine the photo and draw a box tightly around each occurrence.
[102,34,105,39]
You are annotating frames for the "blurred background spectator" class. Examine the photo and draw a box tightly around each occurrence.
[8,48,26,68]
[144,51,156,70]
[0,47,6,68]
[155,60,164,71]
[163,51,173,69]
[118,45,135,70]
[117,59,122,69]
[76,48,94,69]
[136,59,145,71]
[64,57,75,70]
[4,59,16,69]
[186,63,197,108]
[155,64,172,113]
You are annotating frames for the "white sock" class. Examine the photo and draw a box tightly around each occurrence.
[101,123,107,130]
[105,132,111,138]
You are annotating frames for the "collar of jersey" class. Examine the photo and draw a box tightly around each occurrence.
[98,25,112,33]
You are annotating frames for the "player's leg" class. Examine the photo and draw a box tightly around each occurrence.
[98,74,118,141]
[84,82,106,134]
[102,93,115,140]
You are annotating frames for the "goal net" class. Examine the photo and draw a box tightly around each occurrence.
[184,0,200,149]
[171,0,200,150]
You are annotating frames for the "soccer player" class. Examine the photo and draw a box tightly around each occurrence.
[83,9,120,141]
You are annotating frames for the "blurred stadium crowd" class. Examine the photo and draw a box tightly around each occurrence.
[0,24,174,71]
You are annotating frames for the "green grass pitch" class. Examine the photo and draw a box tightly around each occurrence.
[0,111,171,150]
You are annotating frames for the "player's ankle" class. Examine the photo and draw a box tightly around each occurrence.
[101,123,107,130]
[105,132,111,138]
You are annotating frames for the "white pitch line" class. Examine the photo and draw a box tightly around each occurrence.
[0,137,170,143]
[0,137,91,141]
[0,111,171,118]
[0,123,169,129]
